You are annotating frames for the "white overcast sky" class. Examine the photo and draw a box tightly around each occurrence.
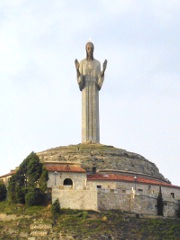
[0,0,179,186]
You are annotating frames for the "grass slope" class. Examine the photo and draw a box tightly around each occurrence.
[0,201,180,239]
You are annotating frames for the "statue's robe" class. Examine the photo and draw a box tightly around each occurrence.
[78,59,104,143]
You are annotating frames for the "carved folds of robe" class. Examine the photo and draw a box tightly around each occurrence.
[78,59,104,143]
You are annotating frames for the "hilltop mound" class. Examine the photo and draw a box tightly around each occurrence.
[37,143,166,181]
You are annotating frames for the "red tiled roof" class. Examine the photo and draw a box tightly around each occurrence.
[87,174,180,189]
[45,165,86,173]
[0,170,16,178]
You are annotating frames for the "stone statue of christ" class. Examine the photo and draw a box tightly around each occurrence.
[75,42,107,143]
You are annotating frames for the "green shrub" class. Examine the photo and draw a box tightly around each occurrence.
[0,181,7,201]
[51,199,60,214]
[15,185,26,204]
[25,188,44,206]
[51,199,61,225]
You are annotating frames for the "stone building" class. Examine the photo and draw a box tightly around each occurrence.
[37,143,180,217]
[1,143,179,217]
[0,169,16,186]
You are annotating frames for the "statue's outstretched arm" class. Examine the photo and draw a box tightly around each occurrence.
[75,59,84,91]
[101,59,107,77]
[97,60,107,91]
[74,59,80,78]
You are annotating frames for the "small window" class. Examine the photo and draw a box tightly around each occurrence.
[138,189,143,192]
[97,185,101,189]
[171,193,175,198]
[63,178,73,186]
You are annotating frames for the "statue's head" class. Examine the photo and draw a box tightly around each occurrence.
[86,42,94,60]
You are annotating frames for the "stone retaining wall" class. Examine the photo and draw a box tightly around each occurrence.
[97,189,179,217]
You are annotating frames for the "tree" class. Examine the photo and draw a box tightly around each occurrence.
[26,152,43,187]
[157,186,164,216]
[15,151,43,187]
[8,152,48,205]
[25,188,44,206]
[0,181,7,201]
[14,172,27,203]
[39,167,49,192]
[8,175,17,203]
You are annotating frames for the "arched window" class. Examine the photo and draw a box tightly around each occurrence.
[63,178,73,186]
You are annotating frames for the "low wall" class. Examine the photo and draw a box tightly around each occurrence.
[98,189,179,217]
[52,188,98,211]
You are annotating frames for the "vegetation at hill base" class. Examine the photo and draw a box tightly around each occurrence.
[0,201,180,239]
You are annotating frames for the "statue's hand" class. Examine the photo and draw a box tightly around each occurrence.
[75,59,80,70]
[103,59,107,72]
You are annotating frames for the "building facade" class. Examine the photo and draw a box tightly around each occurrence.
[45,161,180,217]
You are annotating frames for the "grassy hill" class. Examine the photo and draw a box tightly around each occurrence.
[0,201,180,239]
